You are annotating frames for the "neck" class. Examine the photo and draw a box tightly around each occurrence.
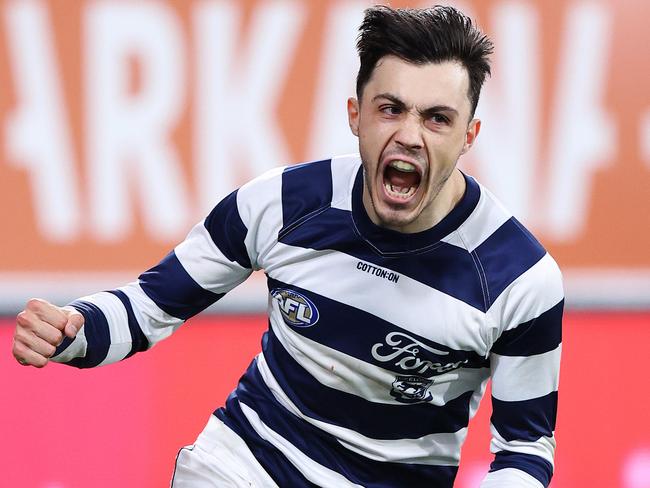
[428,168,466,228]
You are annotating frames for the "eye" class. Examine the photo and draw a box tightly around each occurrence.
[430,113,450,125]
[379,105,402,116]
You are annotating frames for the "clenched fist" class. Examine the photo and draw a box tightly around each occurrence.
[12,298,85,368]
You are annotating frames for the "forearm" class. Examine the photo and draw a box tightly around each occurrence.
[51,283,181,368]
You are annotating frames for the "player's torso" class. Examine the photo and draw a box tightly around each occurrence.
[260,207,492,409]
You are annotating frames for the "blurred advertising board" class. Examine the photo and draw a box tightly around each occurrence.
[0,0,649,311]
[2,312,650,487]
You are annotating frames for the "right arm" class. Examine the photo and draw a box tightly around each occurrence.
[12,188,257,369]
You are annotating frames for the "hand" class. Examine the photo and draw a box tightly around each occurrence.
[12,298,85,368]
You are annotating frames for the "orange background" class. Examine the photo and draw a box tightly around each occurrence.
[0,0,648,284]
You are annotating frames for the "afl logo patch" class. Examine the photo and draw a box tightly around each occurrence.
[271,288,320,328]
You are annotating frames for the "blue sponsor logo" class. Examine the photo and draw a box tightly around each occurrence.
[271,288,320,328]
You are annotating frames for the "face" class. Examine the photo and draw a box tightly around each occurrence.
[347,56,481,233]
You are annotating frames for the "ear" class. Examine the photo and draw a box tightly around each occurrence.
[347,97,360,137]
[460,118,481,155]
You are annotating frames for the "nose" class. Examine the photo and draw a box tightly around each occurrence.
[393,112,424,151]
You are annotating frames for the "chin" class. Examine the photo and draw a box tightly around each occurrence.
[375,207,419,232]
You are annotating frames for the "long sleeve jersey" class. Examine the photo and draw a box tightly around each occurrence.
[53,155,563,488]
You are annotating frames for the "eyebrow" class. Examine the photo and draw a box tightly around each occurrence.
[372,92,459,118]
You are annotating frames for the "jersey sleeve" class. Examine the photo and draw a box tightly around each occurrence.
[480,253,564,487]
[51,167,285,368]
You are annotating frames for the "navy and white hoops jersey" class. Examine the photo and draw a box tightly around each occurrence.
[53,155,563,488]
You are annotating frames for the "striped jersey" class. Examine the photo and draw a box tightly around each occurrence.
[53,155,563,488]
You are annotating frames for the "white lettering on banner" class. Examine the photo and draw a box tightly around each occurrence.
[545,3,614,240]
[470,3,613,237]
[470,2,540,224]
[307,1,366,159]
[0,1,625,246]
[3,1,80,242]
[193,0,305,213]
[85,2,189,242]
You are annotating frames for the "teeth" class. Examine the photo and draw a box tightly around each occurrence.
[384,182,416,198]
[389,160,416,172]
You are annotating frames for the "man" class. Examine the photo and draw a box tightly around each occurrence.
[12,6,562,487]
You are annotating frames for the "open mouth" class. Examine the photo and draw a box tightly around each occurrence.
[382,160,422,201]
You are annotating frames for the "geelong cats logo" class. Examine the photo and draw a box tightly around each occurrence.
[271,288,320,327]
[390,376,434,403]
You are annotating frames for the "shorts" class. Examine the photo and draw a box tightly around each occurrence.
[170,414,279,487]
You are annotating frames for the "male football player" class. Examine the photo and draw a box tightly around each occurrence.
[13,6,562,487]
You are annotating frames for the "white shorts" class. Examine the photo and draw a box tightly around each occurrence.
[170,415,279,487]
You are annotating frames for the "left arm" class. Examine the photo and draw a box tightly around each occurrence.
[481,255,564,487]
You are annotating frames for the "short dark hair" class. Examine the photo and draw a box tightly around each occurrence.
[356,5,493,116]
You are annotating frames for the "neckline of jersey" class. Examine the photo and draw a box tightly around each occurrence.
[350,165,480,254]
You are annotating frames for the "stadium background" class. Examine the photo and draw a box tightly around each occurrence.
[1,0,648,486]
